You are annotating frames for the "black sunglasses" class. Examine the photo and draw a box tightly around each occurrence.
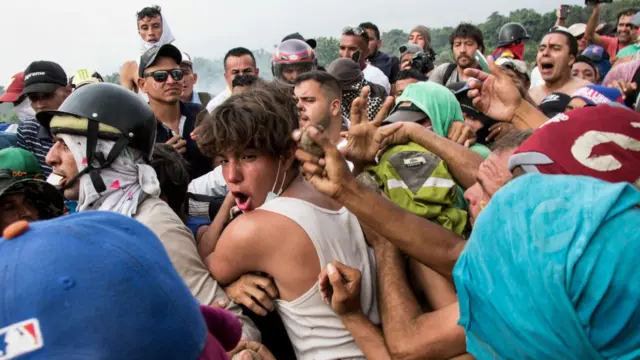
[342,26,364,36]
[144,69,184,82]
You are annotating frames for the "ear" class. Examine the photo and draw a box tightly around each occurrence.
[330,98,341,117]
[62,86,72,97]
[283,144,298,170]
[255,68,260,76]
[378,40,383,48]
[568,54,576,67]
[193,73,198,83]
[137,77,147,94]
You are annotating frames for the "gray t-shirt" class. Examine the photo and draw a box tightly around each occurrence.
[429,63,461,86]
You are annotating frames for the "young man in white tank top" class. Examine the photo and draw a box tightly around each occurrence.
[197,82,380,360]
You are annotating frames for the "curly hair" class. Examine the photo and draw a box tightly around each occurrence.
[136,5,161,20]
[197,82,299,160]
[450,23,485,53]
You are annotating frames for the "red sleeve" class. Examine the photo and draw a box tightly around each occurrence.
[600,36,620,58]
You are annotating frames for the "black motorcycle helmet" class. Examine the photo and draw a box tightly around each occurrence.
[497,23,531,47]
[37,83,157,193]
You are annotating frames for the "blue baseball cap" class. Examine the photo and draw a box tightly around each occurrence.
[0,211,240,359]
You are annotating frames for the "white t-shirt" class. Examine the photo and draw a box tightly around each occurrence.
[205,89,231,113]
[188,166,228,196]
[363,64,391,95]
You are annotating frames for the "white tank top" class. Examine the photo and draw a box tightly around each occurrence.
[259,197,380,360]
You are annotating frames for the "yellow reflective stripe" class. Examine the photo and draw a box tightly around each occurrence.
[50,115,121,135]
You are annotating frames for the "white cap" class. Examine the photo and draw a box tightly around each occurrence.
[181,51,193,66]
[568,23,587,38]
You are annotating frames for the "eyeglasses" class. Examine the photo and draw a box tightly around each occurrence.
[143,69,184,82]
[342,26,364,36]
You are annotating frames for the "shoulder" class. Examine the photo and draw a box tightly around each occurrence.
[528,86,545,103]
[182,101,201,118]
[569,77,591,89]
[600,35,617,46]
[135,198,194,243]
[17,119,39,134]
[120,61,137,73]
[429,63,451,79]
[219,209,304,249]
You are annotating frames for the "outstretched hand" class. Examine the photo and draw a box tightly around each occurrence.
[341,86,401,163]
[294,125,356,202]
[463,55,524,123]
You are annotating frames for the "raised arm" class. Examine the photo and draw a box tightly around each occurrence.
[383,122,483,189]
[463,57,548,130]
[585,3,605,46]
[295,126,465,279]
[119,61,137,91]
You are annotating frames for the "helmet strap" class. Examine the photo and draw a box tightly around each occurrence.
[60,121,131,194]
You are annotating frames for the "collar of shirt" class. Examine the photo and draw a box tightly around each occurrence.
[190,90,201,105]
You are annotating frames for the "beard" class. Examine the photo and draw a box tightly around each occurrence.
[457,56,475,69]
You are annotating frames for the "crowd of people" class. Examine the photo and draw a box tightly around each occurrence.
[1,2,639,359]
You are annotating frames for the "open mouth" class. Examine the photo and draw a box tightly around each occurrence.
[539,62,554,74]
[232,191,252,211]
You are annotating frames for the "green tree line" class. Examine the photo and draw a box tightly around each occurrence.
[313,0,640,66]
[6,0,640,124]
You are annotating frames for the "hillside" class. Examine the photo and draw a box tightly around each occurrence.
[3,0,639,123]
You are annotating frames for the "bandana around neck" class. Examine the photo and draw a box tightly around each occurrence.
[60,134,161,217]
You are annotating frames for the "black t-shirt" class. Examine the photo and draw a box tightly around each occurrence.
[155,102,212,181]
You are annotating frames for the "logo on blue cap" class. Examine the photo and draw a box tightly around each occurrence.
[0,319,43,359]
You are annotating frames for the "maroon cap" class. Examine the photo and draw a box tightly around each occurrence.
[0,72,25,103]
[508,105,640,184]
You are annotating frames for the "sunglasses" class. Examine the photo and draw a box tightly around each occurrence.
[144,69,184,82]
[342,26,364,36]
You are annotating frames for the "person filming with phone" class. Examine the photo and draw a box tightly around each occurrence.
[429,23,485,86]
[585,1,639,59]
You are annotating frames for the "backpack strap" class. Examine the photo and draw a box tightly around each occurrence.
[443,63,458,85]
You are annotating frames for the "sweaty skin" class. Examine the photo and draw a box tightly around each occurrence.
[529,35,590,104]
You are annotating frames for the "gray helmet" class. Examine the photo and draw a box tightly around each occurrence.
[498,23,530,47]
